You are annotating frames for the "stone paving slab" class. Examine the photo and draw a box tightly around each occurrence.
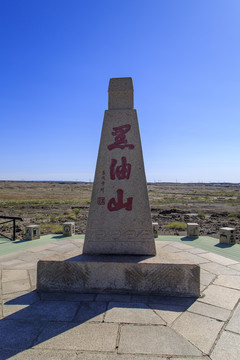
[5,349,78,360]
[229,263,240,271]
[176,251,210,264]
[96,294,131,302]
[0,319,46,350]
[199,284,240,310]
[201,262,240,276]
[213,274,240,290]
[2,278,31,294]
[200,269,216,286]
[41,291,96,302]
[187,300,231,321]
[74,301,106,323]
[225,302,240,334]
[118,324,202,356]
[33,322,119,351]
[3,304,28,317]
[5,300,80,322]
[76,353,170,360]
[172,310,224,353]
[2,269,28,282]
[149,303,187,325]
[27,243,58,253]
[210,331,240,360]
[2,290,40,304]
[1,239,240,359]
[199,252,239,266]
[104,302,165,324]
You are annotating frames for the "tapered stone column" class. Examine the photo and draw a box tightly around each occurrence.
[83,78,156,255]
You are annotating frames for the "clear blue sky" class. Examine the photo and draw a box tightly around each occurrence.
[1,0,239,183]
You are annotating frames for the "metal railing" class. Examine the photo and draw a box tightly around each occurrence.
[0,216,23,241]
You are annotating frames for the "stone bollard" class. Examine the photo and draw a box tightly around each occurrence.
[219,227,236,245]
[63,222,75,236]
[25,225,40,240]
[187,223,199,238]
[152,222,158,238]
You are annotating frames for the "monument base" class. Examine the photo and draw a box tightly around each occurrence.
[37,243,200,297]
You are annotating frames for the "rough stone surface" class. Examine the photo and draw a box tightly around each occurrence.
[172,311,224,353]
[104,302,165,324]
[34,322,119,351]
[211,331,240,360]
[5,349,77,360]
[2,269,28,282]
[0,319,45,350]
[1,237,240,360]
[74,301,106,323]
[201,262,240,276]
[37,245,200,297]
[2,278,31,294]
[84,78,155,256]
[188,300,231,321]
[77,354,168,360]
[108,77,134,110]
[118,324,202,356]
[214,274,240,290]
[199,252,238,266]
[149,303,187,324]
[199,284,240,309]
[200,269,216,286]
[225,302,240,334]
[5,300,79,321]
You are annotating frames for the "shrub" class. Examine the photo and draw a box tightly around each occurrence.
[164,222,187,231]
[40,223,62,234]
[198,211,206,218]
[73,208,81,215]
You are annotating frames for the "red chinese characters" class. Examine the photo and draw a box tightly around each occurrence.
[107,124,134,150]
[110,157,131,180]
[103,124,134,212]
[107,189,133,211]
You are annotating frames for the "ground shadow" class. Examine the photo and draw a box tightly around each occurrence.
[51,235,67,239]
[180,236,198,242]
[0,287,196,359]
[214,243,235,248]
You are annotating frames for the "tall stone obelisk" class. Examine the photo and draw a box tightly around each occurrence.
[83,78,156,255]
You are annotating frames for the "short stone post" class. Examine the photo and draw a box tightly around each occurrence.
[63,222,75,236]
[187,223,199,238]
[152,222,158,238]
[25,225,40,240]
[219,227,236,245]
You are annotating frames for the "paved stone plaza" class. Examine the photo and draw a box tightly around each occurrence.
[0,236,240,359]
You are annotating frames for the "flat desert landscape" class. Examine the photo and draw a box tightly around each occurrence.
[0,181,239,243]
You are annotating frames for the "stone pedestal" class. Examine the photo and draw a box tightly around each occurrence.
[63,222,75,236]
[219,227,236,245]
[187,223,199,238]
[26,225,40,240]
[152,222,158,238]
[36,77,200,298]
[37,243,200,297]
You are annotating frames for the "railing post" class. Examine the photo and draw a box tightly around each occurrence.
[13,219,16,241]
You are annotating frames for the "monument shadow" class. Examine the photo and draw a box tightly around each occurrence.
[0,284,196,360]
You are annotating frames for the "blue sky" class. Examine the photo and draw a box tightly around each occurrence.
[0,0,239,182]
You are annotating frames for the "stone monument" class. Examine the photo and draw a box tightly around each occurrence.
[83,78,156,255]
[37,78,200,297]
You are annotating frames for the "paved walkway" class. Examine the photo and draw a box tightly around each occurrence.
[0,237,240,360]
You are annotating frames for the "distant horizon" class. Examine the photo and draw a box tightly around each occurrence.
[1,179,239,186]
